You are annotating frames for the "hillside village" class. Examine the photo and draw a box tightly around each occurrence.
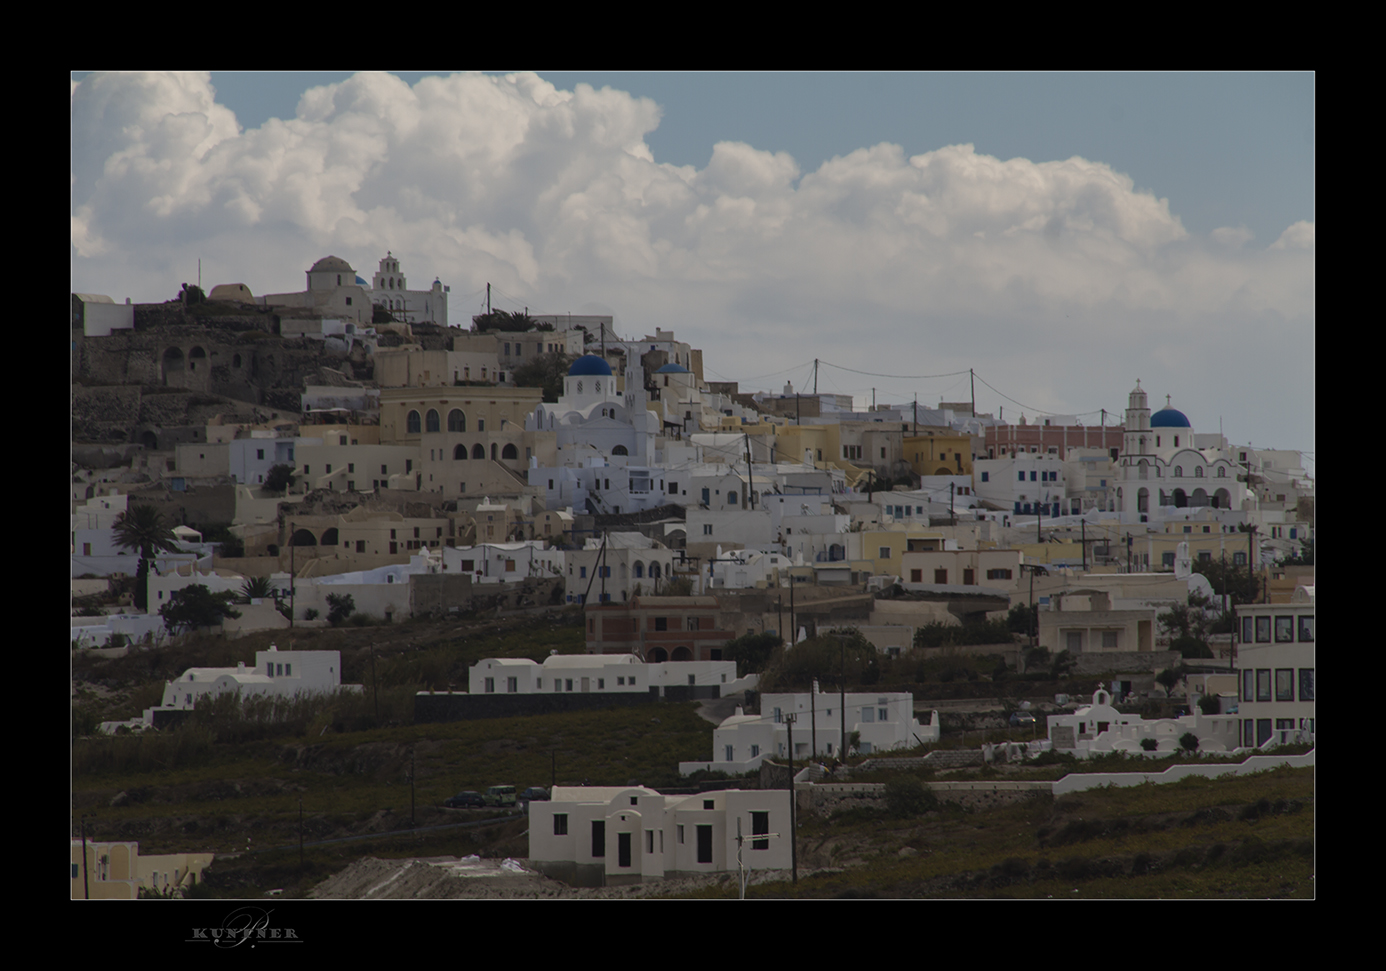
[70,254,1315,898]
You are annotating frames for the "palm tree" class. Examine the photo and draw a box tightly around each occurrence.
[111,505,181,611]
[239,575,274,603]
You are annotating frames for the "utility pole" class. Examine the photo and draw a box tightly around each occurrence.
[410,746,416,830]
[80,815,90,899]
[813,359,818,395]
[970,368,976,422]
[1081,518,1087,572]
[289,520,296,627]
[785,713,797,883]
[810,679,817,761]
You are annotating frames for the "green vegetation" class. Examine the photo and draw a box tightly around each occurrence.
[913,619,1014,649]
[159,585,241,635]
[112,504,182,611]
[661,765,1313,899]
[472,310,552,332]
[723,631,782,677]
[263,463,296,494]
[509,351,572,402]
[326,593,355,626]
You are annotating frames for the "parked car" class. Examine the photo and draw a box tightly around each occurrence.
[483,785,517,808]
[519,786,550,809]
[1009,711,1037,728]
[444,791,485,809]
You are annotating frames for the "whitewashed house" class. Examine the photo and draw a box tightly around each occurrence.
[680,685,940,775]
[468,654,754,697]
[529,785,793,887]
[101,646,361,733]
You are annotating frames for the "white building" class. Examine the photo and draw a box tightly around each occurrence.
[102,646,361,733]
[228,433,321,486]
[1045,688,1241,758]
[529,785,793,887]
[442,541,564,583]
[369,251,449,325]
[1235,590,1315,748]
[680,686,940,775]
[467,654,751,696]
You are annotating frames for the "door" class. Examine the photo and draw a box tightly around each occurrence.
[618,832,631,868]
[696,824,713,864]
[591,820,605,858]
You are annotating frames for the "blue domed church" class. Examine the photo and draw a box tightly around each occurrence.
[1117,380,1242,524]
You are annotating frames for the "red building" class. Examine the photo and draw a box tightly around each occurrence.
[585,596,734,662]
[984,421,1124,460]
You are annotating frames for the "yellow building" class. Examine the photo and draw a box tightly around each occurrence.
[904,431,974,477]
[70,840,215,899]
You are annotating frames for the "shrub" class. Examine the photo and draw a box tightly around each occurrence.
[883,775,938,818]
[1140,737,1159,752]
[325,593,355,626]
[1180,732,1200,753]
[304,608,319,621]
[1197,693,1221,715]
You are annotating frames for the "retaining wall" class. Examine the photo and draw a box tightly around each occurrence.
[1051,750,1315,796]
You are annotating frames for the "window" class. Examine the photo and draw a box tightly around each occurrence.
[1275,669,1294,702]
[934,569,947,584]
[1255,617,1271,643]
[565,679,573,692]
[1102,631,1118,648]
[677,825,684,845]
[1242,669,1254,702]
[861,707,875,723]
[752,811,769,850]
[484,677,495,693]
[981,471,989,482]
[1298,669,1314,701]
[1067,632,1082,652]
[1274,617,1294,642]
[655,617,668,631]
[1018,471,1025,482]
[1256,669,1272,702]
[554,814,568,836]
[1298,615,1314,642]
[879,547,891,559]
[507,677,517,693]
[704,524,713,535]
[910,569,923,583]
[986,569,1013,580]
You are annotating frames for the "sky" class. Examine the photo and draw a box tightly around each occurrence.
[70,71,1314,471]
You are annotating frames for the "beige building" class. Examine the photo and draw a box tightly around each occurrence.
[259,255,373,326]
[378,387,543,446]
[900,548,1023,590]
[70,840,215,899]
[293,442,421,493]
[1039,587,1156,655]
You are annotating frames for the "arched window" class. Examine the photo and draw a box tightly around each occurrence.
[1174,466,1183,478]
[633,562,644,579]
[502,443,518,460]
[472,444,485,460]
[448,409,466,432]
[650,562,661,579]
[232,353,242,368]
[1173,489,1188,508]
[1137,488,1149,513]
[612,444,628,456]
[1217,466,1227,478]
[407,410,421,434]
[454,444,466,460]
[426,409,440,433]
[576,381,583,394]
[1194,466,1204,478]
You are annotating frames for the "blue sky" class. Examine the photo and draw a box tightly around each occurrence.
[71,71,1314,468]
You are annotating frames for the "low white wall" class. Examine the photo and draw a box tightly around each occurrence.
[1052,750,1315,796]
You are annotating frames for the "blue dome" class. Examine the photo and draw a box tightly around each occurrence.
[355,275,368,285]
[655,362,689,374]
[1150,407,1191,428]
[568,355,613,377]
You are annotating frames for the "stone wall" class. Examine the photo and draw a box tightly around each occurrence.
[796,779,1050,817]
[1071,650,1180,676]
[414,688,658,723]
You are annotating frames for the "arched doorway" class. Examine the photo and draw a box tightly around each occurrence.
[646,648,668,662]
[290,529,318,546]
[321,528,339,546]
[161,347,184,385]
[671,646,693,661]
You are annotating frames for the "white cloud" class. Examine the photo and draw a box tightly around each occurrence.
[1270,220,1314,250]
[71,71,1313,453]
